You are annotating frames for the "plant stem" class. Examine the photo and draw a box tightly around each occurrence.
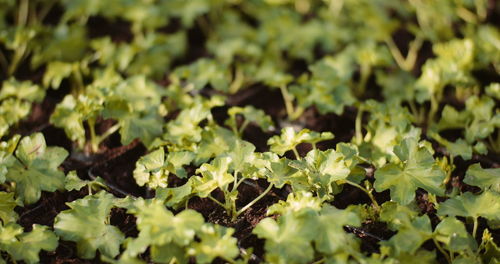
[229,67,245,94]
[88,119,98,153]
[208,195,226,209]
[385,35,423,72]
[232,170,239,192]
[433,238,452,264]
[7,44,27,76]
[344,180,380,211]
[238,120,250,137]
[17,0,29,27]
[356,64,371,97]
[95,123,121,145]
[472,217,478,238]
[428,94,439,126]
[279,84,297,120]
[355,105,364,145]
[292,147,300,160]
[236,183,273,216]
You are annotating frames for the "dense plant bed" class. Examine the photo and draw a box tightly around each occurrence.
[0,0,499,263]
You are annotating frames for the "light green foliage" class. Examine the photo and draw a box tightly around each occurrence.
[290,149,351,199]
[192,157,233,198]
[291,55,356,115]
[437,95,500,153]
[374,137,446,205]
[416,39,475,103]
[382,215,433,255]
[434,217,477,253]
[0,0,498,262]
[54,191,124,259]
[5,133,68,204]
[464,163,500,192]
[268,127,334,156]
[50,92,104,149]
[0,79,44,137]
[0,223,58,264]
[0,192,19,224]
[173,58,230,92]
[64,170,107,192]
[255,205,362,264]
[226,106,274,134]
[437,191,500,223]
[133,148,168,188]
[189,224,239,264]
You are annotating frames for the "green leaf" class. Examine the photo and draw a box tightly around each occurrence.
[54,191,124,259]
[379,201,419,230]
[50,93,103,148]
[190,224,239,264]
[133,148,168,189]
[173,58,230,92]
[437,191,500,222]
[6,133,68,204]
[267,191,322,215]
[192,157,234,197]
[127,199,204,247]
[0,223,57,264]
[156,179,194,210]
[290,149,351,199]
[0,192,19,224]
[374,137,446,205]
[253,211,316,264]
[64,170,107,192]
[226,106,274,132]
[165,151,195,179]
[2,224,58,264]
[42,61,74,89]
[118,110,163,147]
[263,156,299,189]
[464,163,500,192]
[434,217,477,252]
[383,215,433,254]
[313,205,361,255]
[268,127,333,156]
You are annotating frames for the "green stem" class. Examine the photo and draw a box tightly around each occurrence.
[88,119,98,153]
[238,120,250,137]
[94,123,121,146]
[344,180,380,211]
[71,66,85,95]
[229,67,245,94]
[311,258,326,264]
[208,195,226,209]
[355,105,364,145]
[236,183,273,216]
[37,0,57,23]
[385,36,423,72]
[7,44,27,76]
[235,177,248,190]
[433,238,452,264]
[279,84,297,120]
[17,0,29,26]
[475,0,487,21]
[292,147,300,160]
[232,170,239,192]
[472,217,478,238]
[357,64,371,97]
[428,94,439,126]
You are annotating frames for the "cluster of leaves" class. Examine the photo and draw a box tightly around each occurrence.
[0,0,499,263]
